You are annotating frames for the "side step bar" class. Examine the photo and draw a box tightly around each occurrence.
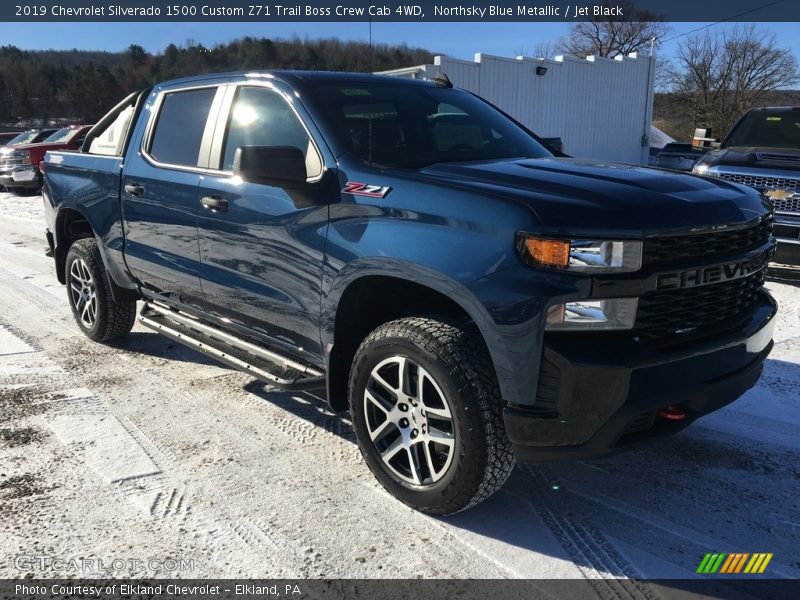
[138,302,326,392]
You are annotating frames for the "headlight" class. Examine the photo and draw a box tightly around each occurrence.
[546,298,638,331]
[692,151,719,176]
[518,235,642,273]
[11,151,31,165]
[692,163,710,175]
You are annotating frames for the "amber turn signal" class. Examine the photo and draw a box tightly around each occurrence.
[523,237,570,268]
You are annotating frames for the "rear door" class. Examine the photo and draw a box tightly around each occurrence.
[195,83,330,358]
[120,84,225,305]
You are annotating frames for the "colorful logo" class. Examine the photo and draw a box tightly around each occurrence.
[342,181,392,199]
[697,553,773,574]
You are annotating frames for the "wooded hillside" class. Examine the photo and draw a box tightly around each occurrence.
[0,37,434,125]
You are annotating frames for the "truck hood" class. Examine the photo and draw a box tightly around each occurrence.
[418,157,770,235]
[704,146,800,173]
[9,141,75,152]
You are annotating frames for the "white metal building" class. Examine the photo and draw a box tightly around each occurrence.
[381,53,656,165]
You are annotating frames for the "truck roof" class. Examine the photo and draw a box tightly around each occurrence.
[155,70,442,90]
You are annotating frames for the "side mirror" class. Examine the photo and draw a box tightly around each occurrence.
[233,146,308,188]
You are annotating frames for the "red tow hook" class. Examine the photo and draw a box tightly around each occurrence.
[658,404,686,421]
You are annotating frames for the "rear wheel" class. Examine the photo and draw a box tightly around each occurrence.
[65,238,136,342]
[349,317,515,515]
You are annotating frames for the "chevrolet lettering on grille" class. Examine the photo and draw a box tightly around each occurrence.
[656,250,772,290]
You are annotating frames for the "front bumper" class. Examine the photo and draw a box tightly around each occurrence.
[0,165,40,189]
[774,214,800,264]
[505,289,777,462]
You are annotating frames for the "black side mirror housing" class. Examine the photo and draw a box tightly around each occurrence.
[233,146,308,188]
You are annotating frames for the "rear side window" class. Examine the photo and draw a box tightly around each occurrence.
[149,87,217,166]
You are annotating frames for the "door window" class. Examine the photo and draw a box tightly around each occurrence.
[148,87,217,167]
[220,86,321,177]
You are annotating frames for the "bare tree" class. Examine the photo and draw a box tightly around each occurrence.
[515,40,560,59]
[561,1,669,58]
[668,25,800,135]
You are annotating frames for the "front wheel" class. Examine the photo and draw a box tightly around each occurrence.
[348,317,515,515]
[65,238,136,343]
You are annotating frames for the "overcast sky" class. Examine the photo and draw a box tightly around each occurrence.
[1,21,798,66]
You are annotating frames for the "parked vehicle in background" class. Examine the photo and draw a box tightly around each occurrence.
[0,125,90,194]
[43,72,777,514]
[0,132,23,146]
[656,143,709,172]
[1,128,57,147]
[694,107,800,263]
[0,129,57,191]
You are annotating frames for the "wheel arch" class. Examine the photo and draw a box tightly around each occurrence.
[323,261,507,412]
[54,207,94,284]
[54,206,139,303]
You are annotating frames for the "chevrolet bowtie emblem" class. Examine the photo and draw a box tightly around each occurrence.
[764,189,792,201]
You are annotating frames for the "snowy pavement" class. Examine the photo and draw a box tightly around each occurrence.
[0,191,798,589]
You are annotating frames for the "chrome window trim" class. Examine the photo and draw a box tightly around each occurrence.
[140,83,227,175]
[197,86,229,169]
[207,84,237,169]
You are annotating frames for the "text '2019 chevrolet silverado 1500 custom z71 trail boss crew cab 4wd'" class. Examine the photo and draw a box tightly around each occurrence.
[43,72,777,515]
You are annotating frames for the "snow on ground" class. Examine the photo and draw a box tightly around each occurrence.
[0,191,798,590]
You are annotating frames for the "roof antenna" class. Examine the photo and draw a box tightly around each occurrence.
[431,72,453,88]
[368,2,374,165]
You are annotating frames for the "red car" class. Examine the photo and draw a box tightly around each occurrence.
[0,125,91,193]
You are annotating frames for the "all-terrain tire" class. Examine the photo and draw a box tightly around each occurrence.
[65,238,136,343]
[348,317,516,515]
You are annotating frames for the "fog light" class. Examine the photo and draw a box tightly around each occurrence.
[545,298,638,331]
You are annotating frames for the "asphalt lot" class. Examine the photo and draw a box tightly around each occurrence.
[0,191,798,590]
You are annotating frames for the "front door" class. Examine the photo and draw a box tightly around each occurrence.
[196,84,330,358]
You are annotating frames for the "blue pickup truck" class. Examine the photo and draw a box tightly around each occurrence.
[43,71,778,514]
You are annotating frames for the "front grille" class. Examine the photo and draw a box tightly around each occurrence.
[642,217,772,268]
[634,271,766,341]
[0,156,29,167]
[716,171,800,214]
[769,197,800,213]
[718,172,799,189]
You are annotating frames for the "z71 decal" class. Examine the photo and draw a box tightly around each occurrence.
[342,181,392,198]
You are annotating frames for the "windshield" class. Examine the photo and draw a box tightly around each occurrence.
[725,110,800,150]
[305,82,551,168]
[44,128,78,143]
[7,131,40,145]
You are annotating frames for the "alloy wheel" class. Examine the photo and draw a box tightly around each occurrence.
[69,258,97,328]
[363,356,456,486]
